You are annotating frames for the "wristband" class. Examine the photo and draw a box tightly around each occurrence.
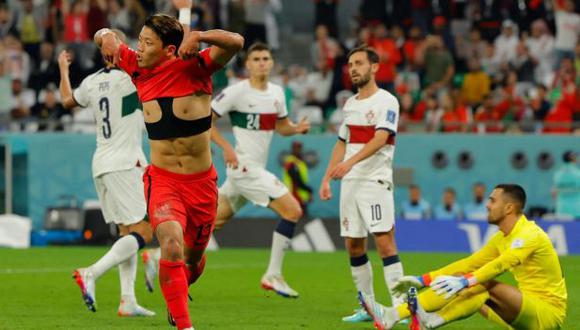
[464,273,477,287]
[179,8,191,25]
[420,273,432,286]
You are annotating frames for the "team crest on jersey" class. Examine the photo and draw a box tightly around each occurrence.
[365,110,375,124]
[511,238,524,249]
[387,110,396,124]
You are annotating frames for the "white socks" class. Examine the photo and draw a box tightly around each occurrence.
[266,232,289,276]
[383,261,404,306]
[89,234,139,279]
[351,261,375,301]
[119,253,137,304]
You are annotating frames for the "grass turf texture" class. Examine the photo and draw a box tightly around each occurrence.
[0,248,577,329]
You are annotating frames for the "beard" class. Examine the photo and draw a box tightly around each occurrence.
[352,71,372,89]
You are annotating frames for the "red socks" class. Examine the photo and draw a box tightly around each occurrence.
[159,259,192,330]
[186,253,207,285]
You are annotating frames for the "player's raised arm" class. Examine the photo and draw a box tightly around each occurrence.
[173,1,243,62]
[275,117,311,136]
[57,50,78,109]
[94,28,121,64]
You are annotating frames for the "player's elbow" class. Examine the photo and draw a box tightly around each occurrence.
[61,97,77,109]
[231,33,244,52]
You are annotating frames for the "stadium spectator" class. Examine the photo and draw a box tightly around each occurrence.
[3,33,31,84]
[311,24,339,73]
[423,94,443,132]
[463,182,488,221]
[313,0,338,38]
[108,0,132,37]
[553,0,580,69]
[475,0,503,42]
[511,41,536,86]
[400,184,431,221]
[433,187,462,221]
[417,35,454,92]
[304,57,333,114]
[401,26,423,67]
[10,78,35,130]
[439,91,469,133]
[530,84,552,123]
[87,0,108,40]
[553,150,580,219]
[282,141,313,216]
[493,20,519,67]
[394,62,421,99]
[243,0,271,48]
[14,0,44,63]
[28,41,59,94]
[31,85,67,131]
[526,19,555,86]
[461,57,491,108]
[456,28,487,67]
[62,0,92,69]
[0,3,17,39]
[371,23,401,93]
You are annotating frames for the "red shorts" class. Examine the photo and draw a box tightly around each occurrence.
[143,164,218,250]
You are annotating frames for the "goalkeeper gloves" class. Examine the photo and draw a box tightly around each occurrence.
[431,274,477,299]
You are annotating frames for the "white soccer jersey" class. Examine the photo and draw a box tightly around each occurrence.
[73,68,147,177]
[338,89,399,182]
[211,80,288,168]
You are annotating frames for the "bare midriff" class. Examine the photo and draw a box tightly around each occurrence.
[144,92,212,174]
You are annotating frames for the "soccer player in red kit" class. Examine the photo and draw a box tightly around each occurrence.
[94,2,243,329]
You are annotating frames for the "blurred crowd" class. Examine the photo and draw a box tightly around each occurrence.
[0,0,579,134]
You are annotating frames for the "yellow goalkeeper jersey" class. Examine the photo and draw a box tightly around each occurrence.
[430,215,567,310]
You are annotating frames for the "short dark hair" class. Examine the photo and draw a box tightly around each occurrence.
[495,184,526,211]
[444,187,456,195]
[409,184,419,190]
[144,14,183,53]
[245,42,272,60]
[347,45,379,64]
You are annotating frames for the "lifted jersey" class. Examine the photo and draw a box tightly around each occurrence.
[338,89,399,183]
[74,68,147,177]
[211,80,288,168]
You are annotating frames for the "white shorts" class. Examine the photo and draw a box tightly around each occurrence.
[93,167,146,225]
[339,179,395,238]
[219,166,289,212]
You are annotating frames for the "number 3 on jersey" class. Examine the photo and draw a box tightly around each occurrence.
[99,97,111,138]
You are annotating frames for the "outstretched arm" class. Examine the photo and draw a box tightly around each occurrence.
[94,28,121,64]
[173,0,244,64]
[57,50,79,109]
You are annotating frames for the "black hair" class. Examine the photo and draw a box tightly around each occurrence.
[144,14,183,53]
[495,184,527,212]
[347,45,379,64]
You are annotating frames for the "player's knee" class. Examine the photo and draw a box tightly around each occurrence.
[161,238,184,261]
[282,205,303,222]
[213,217,229,231]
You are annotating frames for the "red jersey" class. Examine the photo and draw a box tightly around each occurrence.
[117,44,222,102]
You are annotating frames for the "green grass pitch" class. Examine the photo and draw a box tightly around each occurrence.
[0,248,577,329]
